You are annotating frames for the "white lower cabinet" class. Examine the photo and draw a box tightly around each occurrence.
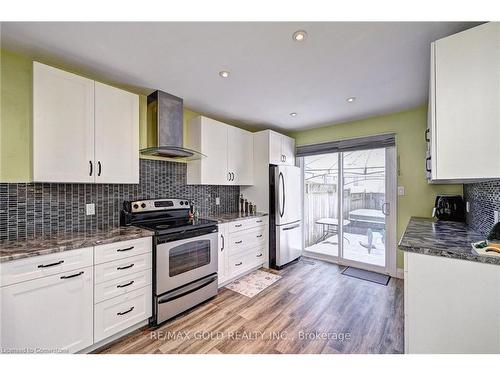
[1,265,94,353]
[217,217,269,286]
[404,251,500,353]
[0,236,153,353]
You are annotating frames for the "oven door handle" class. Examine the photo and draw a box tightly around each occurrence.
[157,274,218,305]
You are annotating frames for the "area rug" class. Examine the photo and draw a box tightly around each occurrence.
[224,270,282,298]
[341,266,390,285]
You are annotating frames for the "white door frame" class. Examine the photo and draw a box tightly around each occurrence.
[301,146,398,277]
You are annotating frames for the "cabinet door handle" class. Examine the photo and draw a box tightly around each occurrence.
[284,155,287,162]
[228,172,231,181]
[117,306,134,316]
[256,234,263,238]
[60,271,84,279]
[425,156,432,173]
[89,161,93,176]
[98,161,102,176]
[235,262,242,266]
[256,253,263,258]
[235,224,242,228]
[235,240,243,244]
[221,234,225,251]
[116,246,134,252]
[117,263,134,270]
[117,280,134,288]
[256,220,263,223]
[425,129,430,142]
[38,260,64,268]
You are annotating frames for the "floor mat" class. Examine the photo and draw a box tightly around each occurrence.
[225,270,282,297]
[341,266,390,285]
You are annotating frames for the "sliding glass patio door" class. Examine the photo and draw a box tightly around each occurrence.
[302,146,396,275]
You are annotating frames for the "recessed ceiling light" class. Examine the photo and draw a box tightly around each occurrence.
[219,71,230,78]
[346,97,356,103]
[292,30,307,42]
[290,112,298,117]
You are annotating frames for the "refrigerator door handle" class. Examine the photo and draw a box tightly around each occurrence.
[283,224,300,231]
[279,171,285,218]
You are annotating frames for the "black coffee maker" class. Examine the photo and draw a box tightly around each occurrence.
[432,195,465,222]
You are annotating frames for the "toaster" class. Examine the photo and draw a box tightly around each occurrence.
[432,195,465,222]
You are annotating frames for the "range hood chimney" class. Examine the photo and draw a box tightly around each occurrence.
[140,90,205,160]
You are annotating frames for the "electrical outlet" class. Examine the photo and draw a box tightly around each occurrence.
[466,201,470,213]
[397,186,405,196]
[215,197,220,205]
[86,203,95,216]
[495,210,499,224]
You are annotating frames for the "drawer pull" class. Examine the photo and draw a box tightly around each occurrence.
[117,280,135,288]
[256,234,263,238]
[235,240,243,244]
[38,260,64,268]
[117,306,135,316]
[117,246,135,252]
[256,220,263,223]
[235,224,243,228]
[235,262,243,266]
[256,253,263,258]
[117,263,134,270]
[60,271,84,279]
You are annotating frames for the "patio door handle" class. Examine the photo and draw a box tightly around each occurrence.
[382,202,390,216]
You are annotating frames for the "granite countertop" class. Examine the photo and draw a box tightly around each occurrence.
[207,211,268,224]
[0,226,154,263]
[399,217,499,266]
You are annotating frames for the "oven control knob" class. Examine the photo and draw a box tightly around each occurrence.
[180,201,184,205]
[141,203,146,209]
[185,201,189,205]
[133,204,139,209]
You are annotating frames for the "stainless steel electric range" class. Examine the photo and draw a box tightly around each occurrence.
[121,198,218,326]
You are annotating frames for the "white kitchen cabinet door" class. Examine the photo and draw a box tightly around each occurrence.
[281,135,296,166]
[33,62,95,183]
[217,224,228,286]
[269,130,283,165]
[1,266,93,353]
[95,82,139,184]
[187,116,229,185]
[405,252,500,354]
[228,126,253,185]
[431,22,500,181]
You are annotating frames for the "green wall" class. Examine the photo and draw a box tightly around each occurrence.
[0,49,243,181]
[291,107,463,268]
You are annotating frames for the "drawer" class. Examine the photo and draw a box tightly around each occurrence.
[94,237,152,265]
[94,285,152,343]
[94,253,152,284]
[227,216,267,233]
[94,269,152,304]
[228,226,266,255]
[1,247,93,287]
[228,250,261,277]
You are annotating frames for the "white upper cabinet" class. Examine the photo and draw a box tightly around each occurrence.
[33,62,139,184]
[187,116,254,185]
[228,126,253,185]
[428,22,500,182]
[33,62,95,183]
[268,130,295,166]
[95,82,139,184]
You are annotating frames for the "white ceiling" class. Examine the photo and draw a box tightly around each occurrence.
[1,22,481,131]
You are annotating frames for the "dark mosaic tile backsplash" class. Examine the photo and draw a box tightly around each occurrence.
[464,180,500,236]
[0,159,240,241]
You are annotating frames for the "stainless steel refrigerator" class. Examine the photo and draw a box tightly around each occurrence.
[269,165,303,269]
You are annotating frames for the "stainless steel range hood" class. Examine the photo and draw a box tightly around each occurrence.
[140,90,205,160]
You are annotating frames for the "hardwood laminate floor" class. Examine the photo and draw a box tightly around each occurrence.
[97,258,404,354]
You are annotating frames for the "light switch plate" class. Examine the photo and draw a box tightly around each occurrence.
[397,186,405,196]
[215,197,220,205]
[86,203,95,216]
